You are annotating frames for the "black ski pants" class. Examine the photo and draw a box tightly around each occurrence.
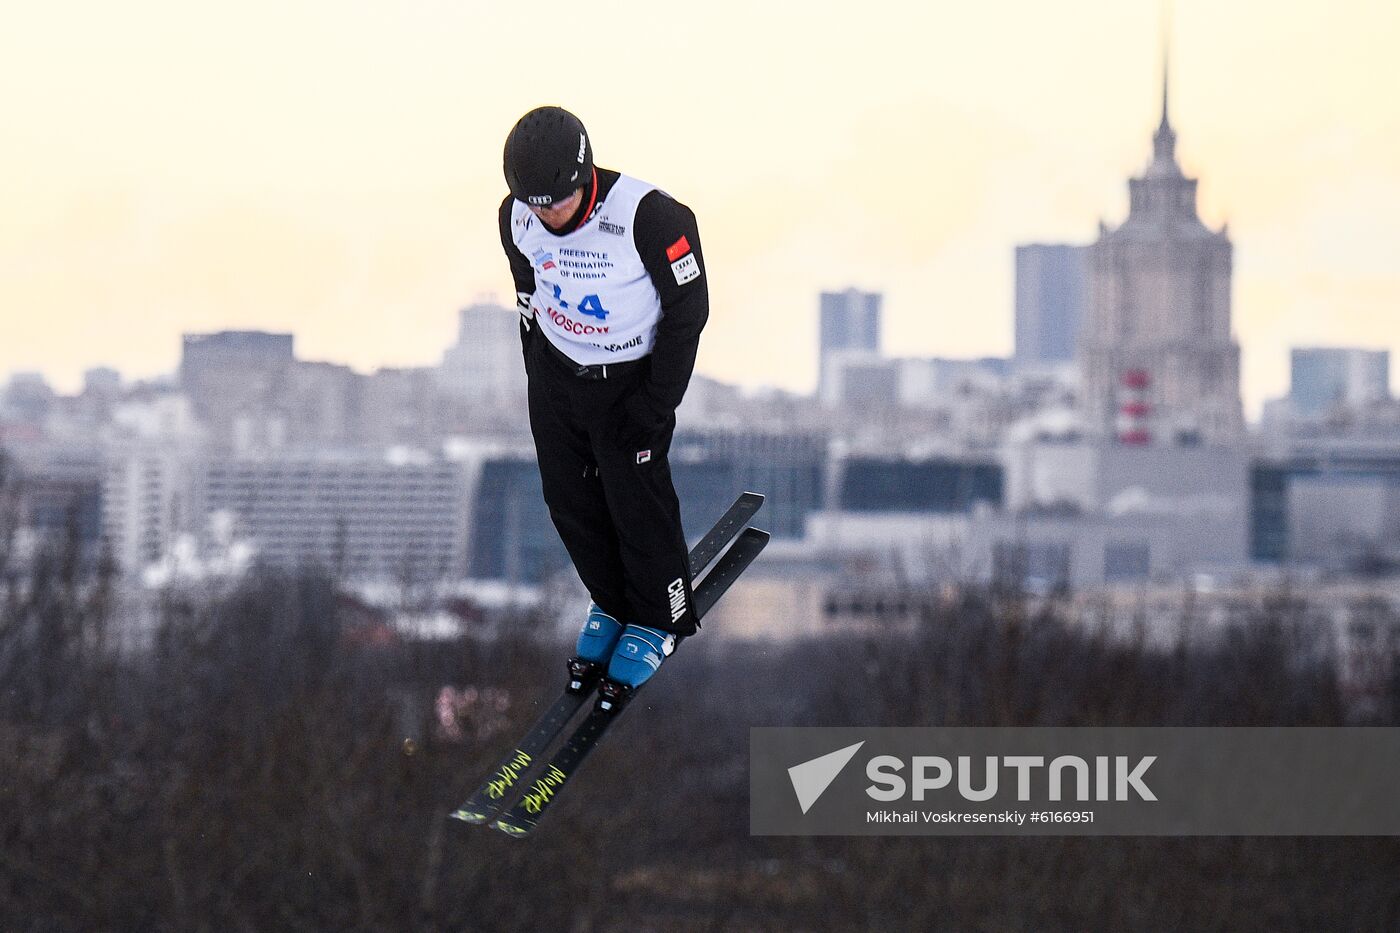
[523,324,696,636]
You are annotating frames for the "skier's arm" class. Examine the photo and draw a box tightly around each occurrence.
[498,196,536,340]
[631,191,708,420]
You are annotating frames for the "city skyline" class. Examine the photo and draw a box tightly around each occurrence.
[4,1,1398,417]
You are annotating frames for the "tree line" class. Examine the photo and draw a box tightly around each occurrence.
[1,453,1398,931]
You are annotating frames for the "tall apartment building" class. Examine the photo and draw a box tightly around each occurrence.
[1079,71,1243,445]
[818,289,881,403]
[439,302,528,404]
[198,453,469,582]
[103,446,196,574]
[1015,244,1088,366]
[98,394,204,575]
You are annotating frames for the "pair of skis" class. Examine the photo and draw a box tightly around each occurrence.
[450,491,769,837]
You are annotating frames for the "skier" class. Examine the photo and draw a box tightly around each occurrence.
[499,106,707,692]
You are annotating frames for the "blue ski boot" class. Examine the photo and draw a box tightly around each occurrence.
[575,603,624,664]
[606,625,677,690]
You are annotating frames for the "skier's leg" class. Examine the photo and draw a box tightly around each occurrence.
[590,409,697,639]
[525,336,628,625]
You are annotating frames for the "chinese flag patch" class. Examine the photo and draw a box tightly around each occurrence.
[665,236,691,263]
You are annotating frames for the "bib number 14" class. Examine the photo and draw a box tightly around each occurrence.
[577,294,608,321]
[547,284,610,321]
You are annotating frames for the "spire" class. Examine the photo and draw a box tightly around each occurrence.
[1151,3,1178,168]
[1159,42,1170,130]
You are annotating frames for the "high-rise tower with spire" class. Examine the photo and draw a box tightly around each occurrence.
[1079,58,1243,444]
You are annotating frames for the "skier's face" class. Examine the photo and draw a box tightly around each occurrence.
[528,187,584,230]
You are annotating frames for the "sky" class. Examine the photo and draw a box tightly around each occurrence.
[3,1,1399,418]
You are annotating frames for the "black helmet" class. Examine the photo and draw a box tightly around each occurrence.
[503,106,593,206]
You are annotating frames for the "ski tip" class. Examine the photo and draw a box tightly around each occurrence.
[450,808,493,825]
[739,490,765,506]
[491,818,535,839]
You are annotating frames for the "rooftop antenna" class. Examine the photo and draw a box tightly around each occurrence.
[1160,0,1173,130]
[1151,0,1178,167]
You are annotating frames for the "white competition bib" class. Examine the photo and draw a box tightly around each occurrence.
[510,174,662,365]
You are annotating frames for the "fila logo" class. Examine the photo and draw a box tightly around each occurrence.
[667,577,687,623]
[636,449,651,464]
